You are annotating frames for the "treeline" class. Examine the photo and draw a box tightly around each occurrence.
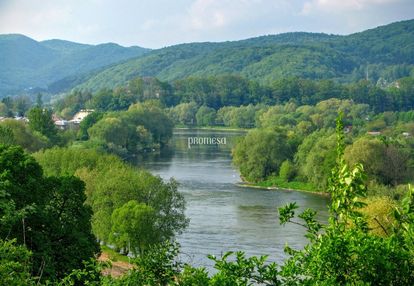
[0,101,174,158]
[0,94,41,117]
[77,102,173,156]
[54,75,414,121]
[5,75,414,157]
[169,97,414,132]
[1,65,413,284]
[0,106,79,151]
[232,99,414,197]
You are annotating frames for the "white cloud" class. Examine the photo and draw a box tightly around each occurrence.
[0,0,81,39]
[188,0,237,30]
[187,0,280,31]
[302,0,404,14]
[0,0,412,47]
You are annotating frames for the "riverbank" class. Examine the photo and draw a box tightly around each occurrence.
[174,126,249,132]
[237,176,330,196]
[99,246,133,277]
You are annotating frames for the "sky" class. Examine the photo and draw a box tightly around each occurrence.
[0,0,413,49]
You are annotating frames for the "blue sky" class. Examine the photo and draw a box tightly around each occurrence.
[0,0,413,48]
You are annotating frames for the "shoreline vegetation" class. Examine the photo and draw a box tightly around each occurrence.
[236,176,329,196]
[174,126,249,132]
[173,127,326,195]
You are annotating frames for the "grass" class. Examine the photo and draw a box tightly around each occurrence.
[101,245,130,263]
[253,176,319,193]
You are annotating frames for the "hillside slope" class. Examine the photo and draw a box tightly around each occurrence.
[0,35,149,97]
[77,19,414,91]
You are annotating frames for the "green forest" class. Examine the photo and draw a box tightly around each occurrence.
[2,72,414,284]
[74,20,414,92]
[1,20,413,98]
[0,34,148,97]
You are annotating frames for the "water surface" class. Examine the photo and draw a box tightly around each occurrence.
[137,129,329,270]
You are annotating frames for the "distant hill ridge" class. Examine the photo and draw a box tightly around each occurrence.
[1,19,413,97]
[0,34,149,97]
[75,19,414,92]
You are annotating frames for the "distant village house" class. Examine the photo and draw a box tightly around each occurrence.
[53,109,94,130]
[70,109,94,124]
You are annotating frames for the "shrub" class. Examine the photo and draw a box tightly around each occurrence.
[279,160,296,182]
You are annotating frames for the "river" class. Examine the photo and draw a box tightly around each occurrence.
[136,129,329,270]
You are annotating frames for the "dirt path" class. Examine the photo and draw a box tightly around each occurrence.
[98,252,134,277]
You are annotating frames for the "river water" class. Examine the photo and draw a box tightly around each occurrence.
[137,129,329,270]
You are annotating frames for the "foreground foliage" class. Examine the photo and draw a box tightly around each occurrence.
[55,116,414,285]
[0,145,99,282]
[275,117,414,285]
[1,116,414,285]
[34,147,189,256]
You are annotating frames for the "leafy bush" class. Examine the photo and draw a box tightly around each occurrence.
[276,116,414,285]
[0,239,35,286]
[232,128,292,182]
[279,160,296,182]
[360,196,396,236]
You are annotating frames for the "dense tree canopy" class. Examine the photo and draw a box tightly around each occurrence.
[195,105,216,126]
[72,20,414,95]
[301,133,337,190]
[78,111,104,140]
[0,239,34,286]
[0,120,48,151]
[0,145,99,281]
[1,21,414,282]
[27,107,57,140]
[345,137,412,186]
[110,200,156,256]
[233,128,292,182]
[34,147,189,252]
[54,72,414,123]
[75,102,174,155]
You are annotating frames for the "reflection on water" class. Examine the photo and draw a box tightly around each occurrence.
[134,129,329,270]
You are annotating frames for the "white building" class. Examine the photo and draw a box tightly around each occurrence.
[70,109,95,124]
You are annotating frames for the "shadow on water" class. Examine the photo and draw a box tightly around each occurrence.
[133,129,330,271]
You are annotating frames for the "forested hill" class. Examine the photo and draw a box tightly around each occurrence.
[2,20,413,97]
[76,19,414,91]
[0,34,149,97]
